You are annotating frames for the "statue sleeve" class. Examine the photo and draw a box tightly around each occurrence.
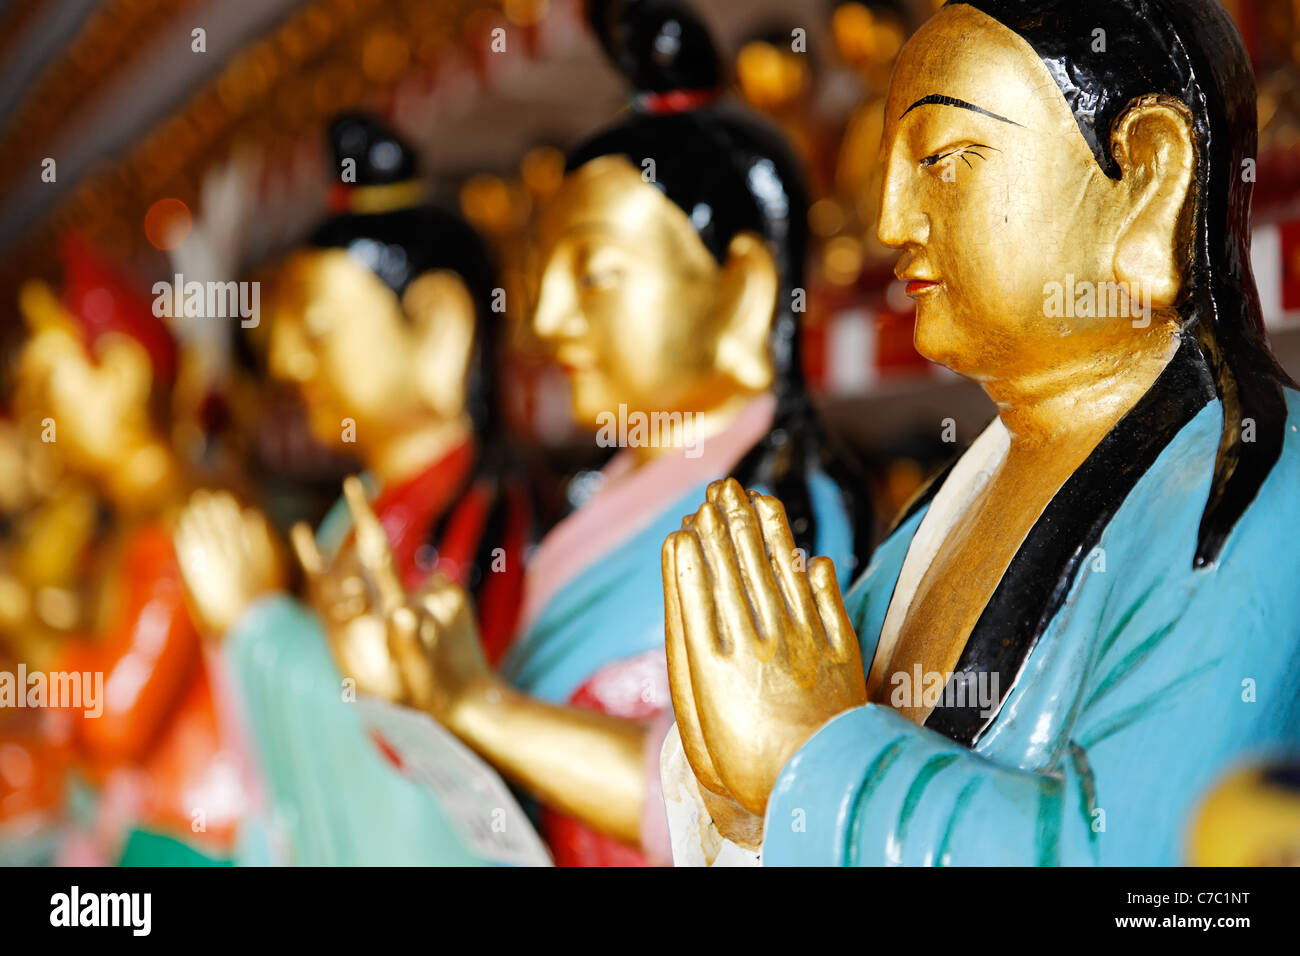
[220,594,497,865]
[760,703,1095,865]
[761,494,1300,867]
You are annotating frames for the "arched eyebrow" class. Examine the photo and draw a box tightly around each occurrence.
[901,94,1024,128]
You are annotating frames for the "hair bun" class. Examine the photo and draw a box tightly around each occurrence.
[327,112,417,186]
[588,0,721,95]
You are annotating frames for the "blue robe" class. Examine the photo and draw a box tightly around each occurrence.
[762,374,1300,866]
[501,467,855,705]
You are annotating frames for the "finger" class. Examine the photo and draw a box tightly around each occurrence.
[289,522,325,606]
[752,493,825,645]
[662,532,726,795]
[753,492,824,684]
[290,522,324,584]
[343,475,405,614]
[679,530,772,807]
[184,494,227,576]
[216,493,249,545]
[674,529,728,657]
[386,605,432,710]
[704,478,729,508]
[197,490,238,564]
[243,506,280,587]
[415,575,469,654]
[416,573,465,624]
[210,493,248,571]
[694,501,760,651]
[716,480,785,647]
[809,556,860,665]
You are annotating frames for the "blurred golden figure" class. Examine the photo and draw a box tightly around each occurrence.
[179,114,535,865]
[319,0,876,867]
[1189,762,1300,866]
[7,237,282,865]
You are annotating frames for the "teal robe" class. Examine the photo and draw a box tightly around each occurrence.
[222,596,488,865]
[762,375,1300,866]
[219,484,487,865]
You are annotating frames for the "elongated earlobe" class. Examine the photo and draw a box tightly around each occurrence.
[1111,96,1197,310]
[715,231,777,393]
[406,270,476,420]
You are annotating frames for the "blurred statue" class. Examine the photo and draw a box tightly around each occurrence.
[733,24,831,196]
[328,0,875,866]
[826,0,911,281]
[9,236,276,865]
[660,0,1300,866]
[174,113,535,864]
[1188,761,1300,866]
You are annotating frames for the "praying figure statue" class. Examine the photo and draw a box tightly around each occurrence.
[659,0,1300,866]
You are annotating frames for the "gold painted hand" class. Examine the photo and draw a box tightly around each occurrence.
[295,484,649,843]
[293,476,492,722]
[664,478,867,823]
[173,489,285,637]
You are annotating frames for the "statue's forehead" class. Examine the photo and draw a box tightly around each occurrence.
[889,5,1070,134]
[545,156,649,231]
[540,156,712,267]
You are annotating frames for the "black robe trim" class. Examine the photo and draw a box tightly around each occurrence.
[923,333,1218,746]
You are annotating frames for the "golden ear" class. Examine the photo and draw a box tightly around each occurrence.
[1111,96,1197,310]
[404,270,476,420]
[715,231,777,393]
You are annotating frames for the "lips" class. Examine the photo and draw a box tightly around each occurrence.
[905,279,941,297]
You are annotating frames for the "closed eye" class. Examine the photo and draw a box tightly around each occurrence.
[578,267,622,291]
[920,143,999,169]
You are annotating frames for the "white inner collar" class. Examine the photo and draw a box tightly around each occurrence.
[865,417,1012,695]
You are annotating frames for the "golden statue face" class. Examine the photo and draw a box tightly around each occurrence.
[877,4,1193,384]
[267,248,475,453]
[530,155,777,431]
[14,281,165,487]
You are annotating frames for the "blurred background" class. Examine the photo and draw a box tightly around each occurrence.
[1,0,1298,520]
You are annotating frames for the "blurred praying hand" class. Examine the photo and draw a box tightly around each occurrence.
[292,476,492,722]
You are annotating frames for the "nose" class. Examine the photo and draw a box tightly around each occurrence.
[530,259,585,345]
[876,151,930,251]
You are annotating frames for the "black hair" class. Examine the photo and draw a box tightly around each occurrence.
[952,0,1295,567]
[576,0,874,568]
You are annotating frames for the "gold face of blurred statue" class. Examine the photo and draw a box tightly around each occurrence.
[267,248,476,479]
[531,156,778,447]
[14,281,176,507]
[878,3,1191,395]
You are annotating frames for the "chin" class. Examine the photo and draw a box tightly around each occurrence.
[914,306,980,376]
[564,377,609,431]
[912,310,954,368]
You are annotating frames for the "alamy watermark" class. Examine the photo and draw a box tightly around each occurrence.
[152,273,260,328]
[50,886,150,936]
[0,664,103,718]
[595,404,703,459]
[889,665,1000,718]
[1043,275,1152,328]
